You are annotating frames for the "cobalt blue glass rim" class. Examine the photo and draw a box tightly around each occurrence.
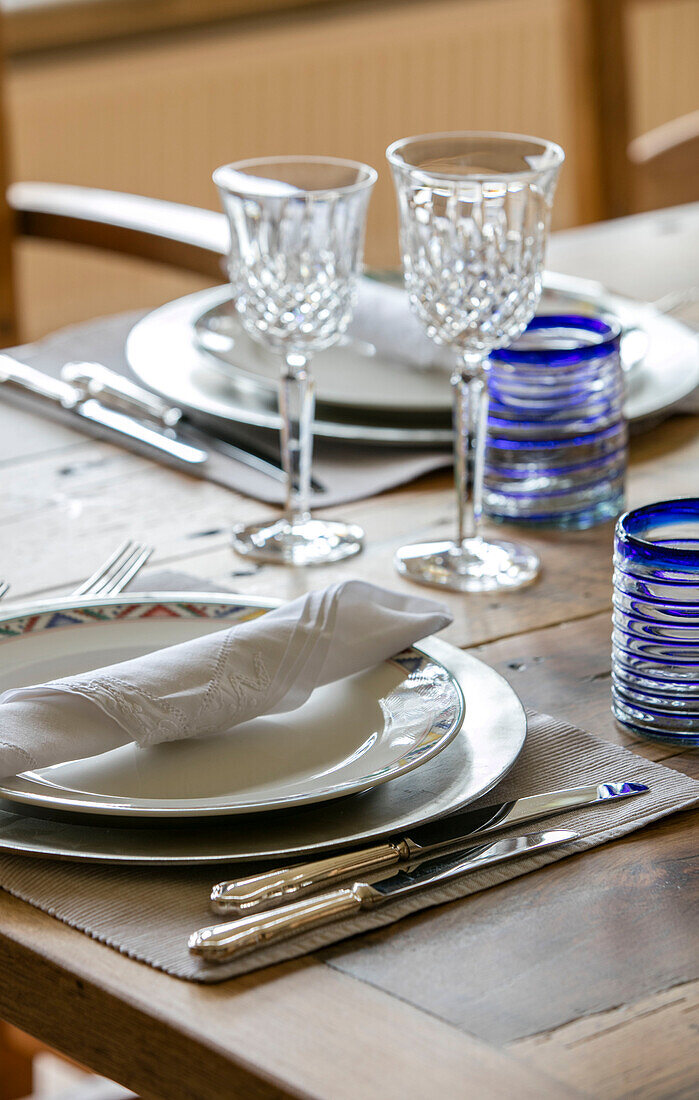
[615,498,699,571]
[491,314,622,367]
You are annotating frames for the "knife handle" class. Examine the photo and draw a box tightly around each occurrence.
[61,361,182,427]
[210,841,410,916]
[191,885,372,962]
[0,354,78,406]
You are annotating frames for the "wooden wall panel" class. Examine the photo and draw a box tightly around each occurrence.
[626,0,699,138]
[6,0,599,341]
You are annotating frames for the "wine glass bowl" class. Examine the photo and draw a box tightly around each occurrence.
[387,132,564,592]
[214,156,376,566]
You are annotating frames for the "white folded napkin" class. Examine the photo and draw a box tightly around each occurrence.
[0,581,452,778]
[348,278,455,371]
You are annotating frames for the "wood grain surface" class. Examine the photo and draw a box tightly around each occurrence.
[0,890,578,1100]
[513,979,699,1100]
[0,209,697,1098]
[323,797,698,1044]
[1,414,697,641]
[0,408,696,1099]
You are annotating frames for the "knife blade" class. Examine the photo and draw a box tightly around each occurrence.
[210,780,648,916]
[75,399,210,464]
[190,828,577,962]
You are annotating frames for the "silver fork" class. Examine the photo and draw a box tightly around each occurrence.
[0,541,153,607]
[73,540,153,597]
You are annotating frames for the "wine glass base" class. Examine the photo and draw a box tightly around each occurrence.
[232,517,364,566]
[394,537,540,593]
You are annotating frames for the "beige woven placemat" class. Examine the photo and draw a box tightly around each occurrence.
[0,572,696,982]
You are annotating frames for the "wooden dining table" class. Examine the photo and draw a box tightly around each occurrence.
[0,204,697,1100]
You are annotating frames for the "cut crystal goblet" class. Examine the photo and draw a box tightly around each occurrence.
[215,156,377,565]
[387,131,564,591]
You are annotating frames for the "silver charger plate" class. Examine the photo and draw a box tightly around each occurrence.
[128,288,453,446]
[0,595,464,818]
[126,273,699,443]
[0,597,526,864]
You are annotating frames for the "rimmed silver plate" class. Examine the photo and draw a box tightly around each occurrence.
[0,595,464,818]
[126,272,698,442]
[0,594,526,864]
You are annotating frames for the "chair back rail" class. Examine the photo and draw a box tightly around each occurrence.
[590,0,699,218]
[627,110,699,213]
[9,183,228,280]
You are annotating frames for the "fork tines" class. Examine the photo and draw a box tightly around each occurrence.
[74,540,153,597]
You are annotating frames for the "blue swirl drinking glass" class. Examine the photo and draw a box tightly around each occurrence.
[485,315,627,528]
[612,499,699,746]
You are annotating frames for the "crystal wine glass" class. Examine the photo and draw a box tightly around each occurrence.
[387,132,564,591]
[214,156,377,565]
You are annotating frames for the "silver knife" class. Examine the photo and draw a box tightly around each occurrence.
[61,360,322,491]
[191,828,577,962]
[61,360,183,426]
[76,399,212,464]
[0,355,205,463]
[0,356,208,464]
[2,356,309,488]
[210,780,648,916]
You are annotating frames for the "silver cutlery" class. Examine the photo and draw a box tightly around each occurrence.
[0,542,153,610]
[652,286,699,321]
[0,355,311,488]
[210,780,648,916]
[61,361,183,426]
[73,540,153,597]
[0,356,209,466]
[191,828,577,962]
[61,361,324,492]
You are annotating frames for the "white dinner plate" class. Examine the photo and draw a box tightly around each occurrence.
[0,595,464,818]
[0,606,526,864]
[126,273,698,440]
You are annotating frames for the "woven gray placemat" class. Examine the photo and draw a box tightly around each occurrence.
[6,315,450,507]
[0,716,696,984]
[0,572,696,982]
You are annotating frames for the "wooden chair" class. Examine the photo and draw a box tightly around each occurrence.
[0,178,228,349]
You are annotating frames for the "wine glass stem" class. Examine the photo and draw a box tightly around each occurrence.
[452,360,489,547]
[280,352,314,526]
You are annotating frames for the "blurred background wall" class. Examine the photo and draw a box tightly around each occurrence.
[2,0,698,342]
